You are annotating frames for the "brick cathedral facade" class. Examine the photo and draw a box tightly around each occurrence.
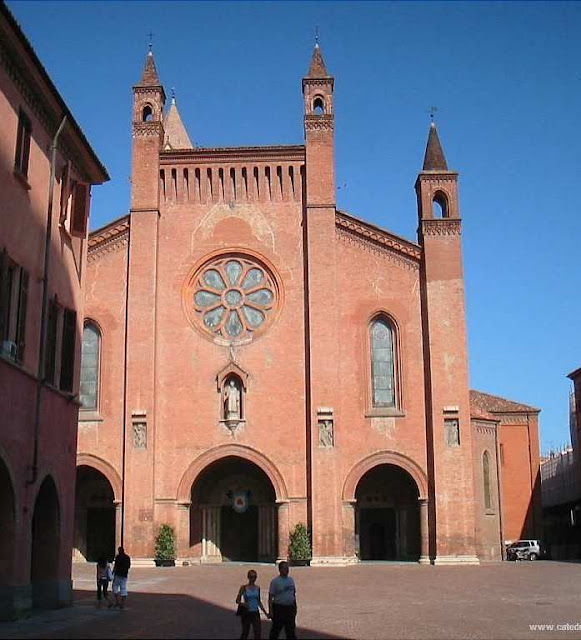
[76,45,542,566]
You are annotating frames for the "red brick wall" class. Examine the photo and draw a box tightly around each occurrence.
[498,414,542,542]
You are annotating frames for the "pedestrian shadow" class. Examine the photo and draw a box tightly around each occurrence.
[0,589,348,640]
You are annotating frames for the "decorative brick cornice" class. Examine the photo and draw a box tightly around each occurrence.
[304,115,334,132]
[417,171,459,181]
[420,219,462,236]
[474,423,498,436]
[336,211,421,271]
[302,77,334,88]
[132,122,164,139]
[88,216,130,262]
[160,145,306,164]
[495,413,535,425]
[133,86,164,96]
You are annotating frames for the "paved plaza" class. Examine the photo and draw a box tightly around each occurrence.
[1,561,580,639]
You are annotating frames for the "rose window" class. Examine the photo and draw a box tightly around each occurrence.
[190,256,278,341]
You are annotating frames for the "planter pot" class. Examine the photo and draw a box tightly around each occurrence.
[155,559,175,567]
[290,559,310,567]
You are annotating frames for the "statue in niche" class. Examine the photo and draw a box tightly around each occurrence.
[224,378,241,421]
[133,422,147,449]
[318,419,334,448]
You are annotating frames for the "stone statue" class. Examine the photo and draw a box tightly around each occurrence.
[133,422,147,449]
[224,379,241,420]
[319,419,333,448]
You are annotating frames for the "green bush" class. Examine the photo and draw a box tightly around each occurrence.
[154,524,176,561]
[288,522,311,561]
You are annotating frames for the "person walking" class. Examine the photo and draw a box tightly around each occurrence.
[109,546,131,610]
[95,556,112,608]
[268,561,297,640]
[236,569,268,639]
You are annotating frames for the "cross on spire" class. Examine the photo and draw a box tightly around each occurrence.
[315,26,319,45]
[429,106,438,123]
[148,30,154,52]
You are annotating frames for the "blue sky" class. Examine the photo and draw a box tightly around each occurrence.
[8,1,580,452]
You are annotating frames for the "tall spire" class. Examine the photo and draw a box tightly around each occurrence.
[163,91,193,150]
[422,122,448,171]
[136,50,161,87]
[307,42,331,78]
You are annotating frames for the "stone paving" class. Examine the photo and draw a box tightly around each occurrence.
[1,561,581,639]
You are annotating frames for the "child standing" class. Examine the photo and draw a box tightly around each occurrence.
[96,556,112,607]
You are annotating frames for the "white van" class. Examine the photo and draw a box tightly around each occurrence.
[506,540,543,561]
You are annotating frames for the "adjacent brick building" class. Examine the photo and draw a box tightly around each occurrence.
[0,2,108,619]
[76,44,541,567]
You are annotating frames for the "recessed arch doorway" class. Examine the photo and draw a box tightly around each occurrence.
[190,456,278,562]
[74,465,116,562]
[355,464,421,561]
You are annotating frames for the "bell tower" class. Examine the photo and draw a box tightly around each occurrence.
[131,48,165,210]
[123,48,166,555]
[416,122,478,564]
[303,42,343,562]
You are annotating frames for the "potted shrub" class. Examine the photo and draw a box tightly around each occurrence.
[154,523,176,567]
[288,522,311,566]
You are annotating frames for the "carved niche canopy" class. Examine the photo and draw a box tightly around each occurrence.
[216,361,249,392]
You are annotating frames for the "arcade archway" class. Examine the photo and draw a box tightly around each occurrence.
[31,476,60,607]
[190,456,278,562]
[0,458,15,585]
[74,466,116,562]
[355,464,420,561]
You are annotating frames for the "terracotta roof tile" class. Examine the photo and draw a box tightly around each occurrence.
[163,99,193,149]
[307,44,330,78]
[422,123,448,171]
[136,51,161,87]
[470,390,540,414]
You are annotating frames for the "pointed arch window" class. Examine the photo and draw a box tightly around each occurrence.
[80,321,101,411]
[370,318,397,409]
[483,451,492,511]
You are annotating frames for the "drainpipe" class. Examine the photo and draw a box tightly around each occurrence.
[29,115,67,485]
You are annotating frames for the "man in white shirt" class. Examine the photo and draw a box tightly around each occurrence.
[268,561,297,639]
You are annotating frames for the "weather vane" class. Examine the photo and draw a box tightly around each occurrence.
[429,106,438,122]
[315,26,319,45]
[148,31,154,52]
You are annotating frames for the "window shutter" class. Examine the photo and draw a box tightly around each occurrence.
[60,308,77,392]
[15,268,29,362]
[22,123,31,177]
[0,249,8,341]
[71,182,90,237]
[45,298,58,384]
[14,116,24,171]
[59,161,71,224]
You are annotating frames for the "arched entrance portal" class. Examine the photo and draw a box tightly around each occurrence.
[190,456,277,562]
[31,476,60,607]
[355,464,420,561]
[74,466,116,562]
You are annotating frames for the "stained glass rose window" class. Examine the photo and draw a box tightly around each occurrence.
[188,255,278,342]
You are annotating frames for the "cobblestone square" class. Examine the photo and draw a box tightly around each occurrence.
[1,561,580,639]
